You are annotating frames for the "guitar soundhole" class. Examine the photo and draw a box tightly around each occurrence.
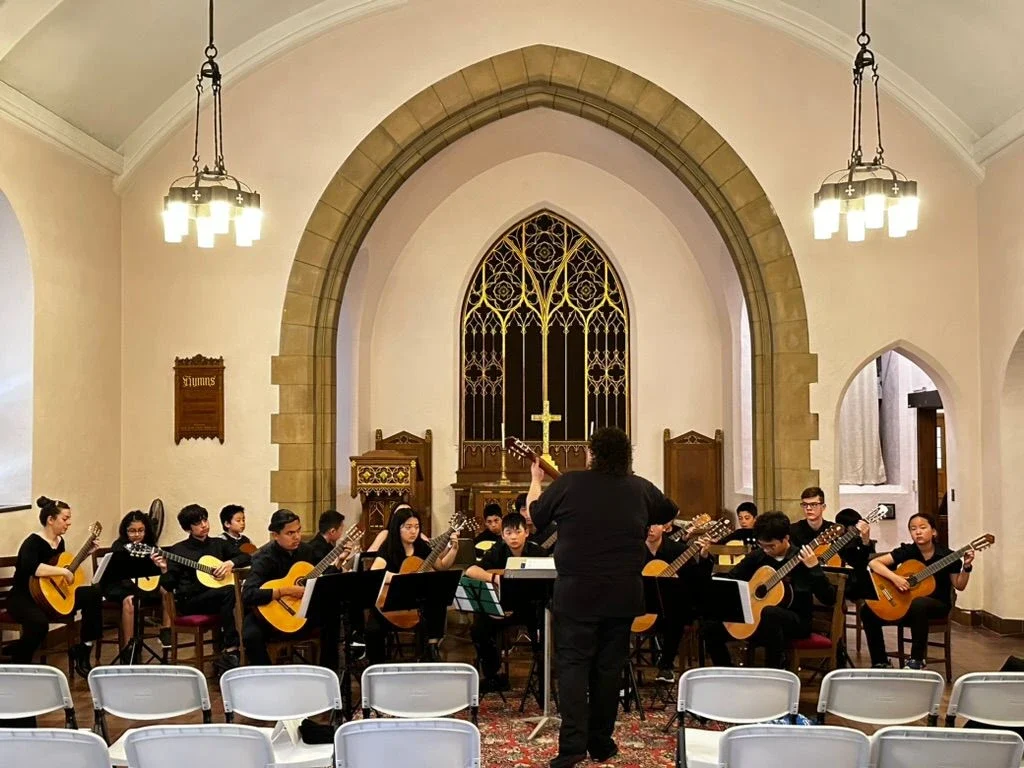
[754,584,768,600]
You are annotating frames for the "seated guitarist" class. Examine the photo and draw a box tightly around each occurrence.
[7,496,103,675]
[703,511,835,669]
[217,504,253,567]
[307,509,366,654]
[366,506,458,664]
[720,502,758,546]
[643,522,712,683]
[860,511,972,670]
[105,510,171,655]
[464,512,545,693]
[160,504,247,670]
[241,510,347,669]
[790,488,874,572]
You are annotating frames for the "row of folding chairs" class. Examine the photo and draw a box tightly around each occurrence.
[0,719,481,768]
[676,667,1024,768]
[0,662,480,767]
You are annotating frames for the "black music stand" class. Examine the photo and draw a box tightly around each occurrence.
[99,550,164,665]
[380,569,464,662]
[304,569,386,719]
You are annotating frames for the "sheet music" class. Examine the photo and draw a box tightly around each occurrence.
[296,576,317,618]
[711,576,754,623]
[91,552,112,585]
[454,578,504,617]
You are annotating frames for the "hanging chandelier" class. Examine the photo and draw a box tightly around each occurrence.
[813,0,918,241]
[162,0,261,248]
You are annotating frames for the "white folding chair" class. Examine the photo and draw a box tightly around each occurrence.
[0,664,78,728]
[675,667,800,768]
[872,726,1024,768]
[360,663,479,723]
[124,724,275,768]
[0,727,109,768]
[719,724,870,768]
[946,672,1024,729]
[816,668,944,727]
[335,718,480,768]
[221,665,343,767]
[87,665,212,766]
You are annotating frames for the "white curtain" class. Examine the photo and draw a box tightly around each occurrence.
[839,363,887,485]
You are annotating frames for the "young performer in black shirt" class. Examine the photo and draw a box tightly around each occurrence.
[528,427,677,768]
[720,501,758,546]
[307,509,346,563]
[789,487,874,569]
[860,511,972,669]
[217,504,252,567]
[7,497,104,675]
[104,510,171,653]
[366,506,459,664]
[473,503,504,553]
[241,510,349,669]
[464,512,545,692]
[160,504,248,669]
[703,511,836,669]
[642,522,712,683]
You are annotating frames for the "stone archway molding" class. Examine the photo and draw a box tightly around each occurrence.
[270,45,818,527]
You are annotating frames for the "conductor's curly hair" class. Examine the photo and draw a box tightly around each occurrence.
[588,427,632,476]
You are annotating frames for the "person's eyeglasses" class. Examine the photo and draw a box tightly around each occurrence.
[800,502,822,509]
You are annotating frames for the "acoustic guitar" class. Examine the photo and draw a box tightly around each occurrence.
[505,436,562,549]
[256,524,363,633]
[29,522,103,618]
[724,524,844,640]
[374,514,477,629]
[126,542,235,589]
[239,542,258,555]
[812,505,888,567]
[632,517,733,633]
[864,533,995,622]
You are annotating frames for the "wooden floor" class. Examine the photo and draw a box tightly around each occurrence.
[28,620,1023,738]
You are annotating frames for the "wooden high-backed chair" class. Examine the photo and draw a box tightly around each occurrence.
[788,571,848,682]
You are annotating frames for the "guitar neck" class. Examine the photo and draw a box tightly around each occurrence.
[663,540,702,577]
[541,529,558,549]
[816,527,859,564]
[309,529,360,579]
[67,534,98,574]
[420,527,454,572]
[912,544,972,583]
[160,548,218,576]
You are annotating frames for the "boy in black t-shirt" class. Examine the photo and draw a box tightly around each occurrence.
[465,512,545,692]
[473,503,504,554]
[218,504,252,568]
[861,511,973,669]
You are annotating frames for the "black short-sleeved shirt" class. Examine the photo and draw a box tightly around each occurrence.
[529,471,678,619]
[889,543,962,606]
[13,533,64,594]
[381,538,432,573]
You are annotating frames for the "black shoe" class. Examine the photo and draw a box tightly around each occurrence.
[588,743,618,762]
[872,662,892,669]
[71,644,93,677]
[349,632,366,648]
[550,754,588,768]
[421,643,441,662]
[216,651,240,672]
[655,667,676,683]
[159,628,172,649]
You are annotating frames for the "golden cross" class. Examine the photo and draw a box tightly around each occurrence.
[531,399,562,468]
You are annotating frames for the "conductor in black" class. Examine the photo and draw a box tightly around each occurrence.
[527,427,677,767]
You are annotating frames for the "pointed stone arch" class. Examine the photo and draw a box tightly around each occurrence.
[271,45,817,527]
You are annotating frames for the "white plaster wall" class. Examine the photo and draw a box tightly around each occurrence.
[115,0,983,606]
[979,138,1024,620]
[0,191,32,506]
[0,118,121,555]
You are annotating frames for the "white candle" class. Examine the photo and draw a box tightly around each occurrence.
[589,421,595,437]
[501,421,505,443]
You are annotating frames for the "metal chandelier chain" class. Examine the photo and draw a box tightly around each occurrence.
[849,0,885,170]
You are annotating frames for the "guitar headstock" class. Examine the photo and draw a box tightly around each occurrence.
[125,542,153,558]
[89,522,103,539]
[343,524,364,545]
[453,513,478,535]
[504,436,536,464]
[820,524,845,546]
[970,533,995,552]
[687,514,712,531]
[704,518,733,542]
[863,505,889,525]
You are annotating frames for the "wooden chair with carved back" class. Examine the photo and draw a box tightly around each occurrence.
[161,589,221,674]
[891,587,955,681]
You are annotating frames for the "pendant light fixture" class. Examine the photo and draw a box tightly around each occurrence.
[813,0,918,241]
[162,0,261,247]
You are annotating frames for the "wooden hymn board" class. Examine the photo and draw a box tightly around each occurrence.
[174,355,225,444]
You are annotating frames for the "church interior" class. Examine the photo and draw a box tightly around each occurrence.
[1,1,1023,766]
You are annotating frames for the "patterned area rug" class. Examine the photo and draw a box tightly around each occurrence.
[476,694,710,768]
